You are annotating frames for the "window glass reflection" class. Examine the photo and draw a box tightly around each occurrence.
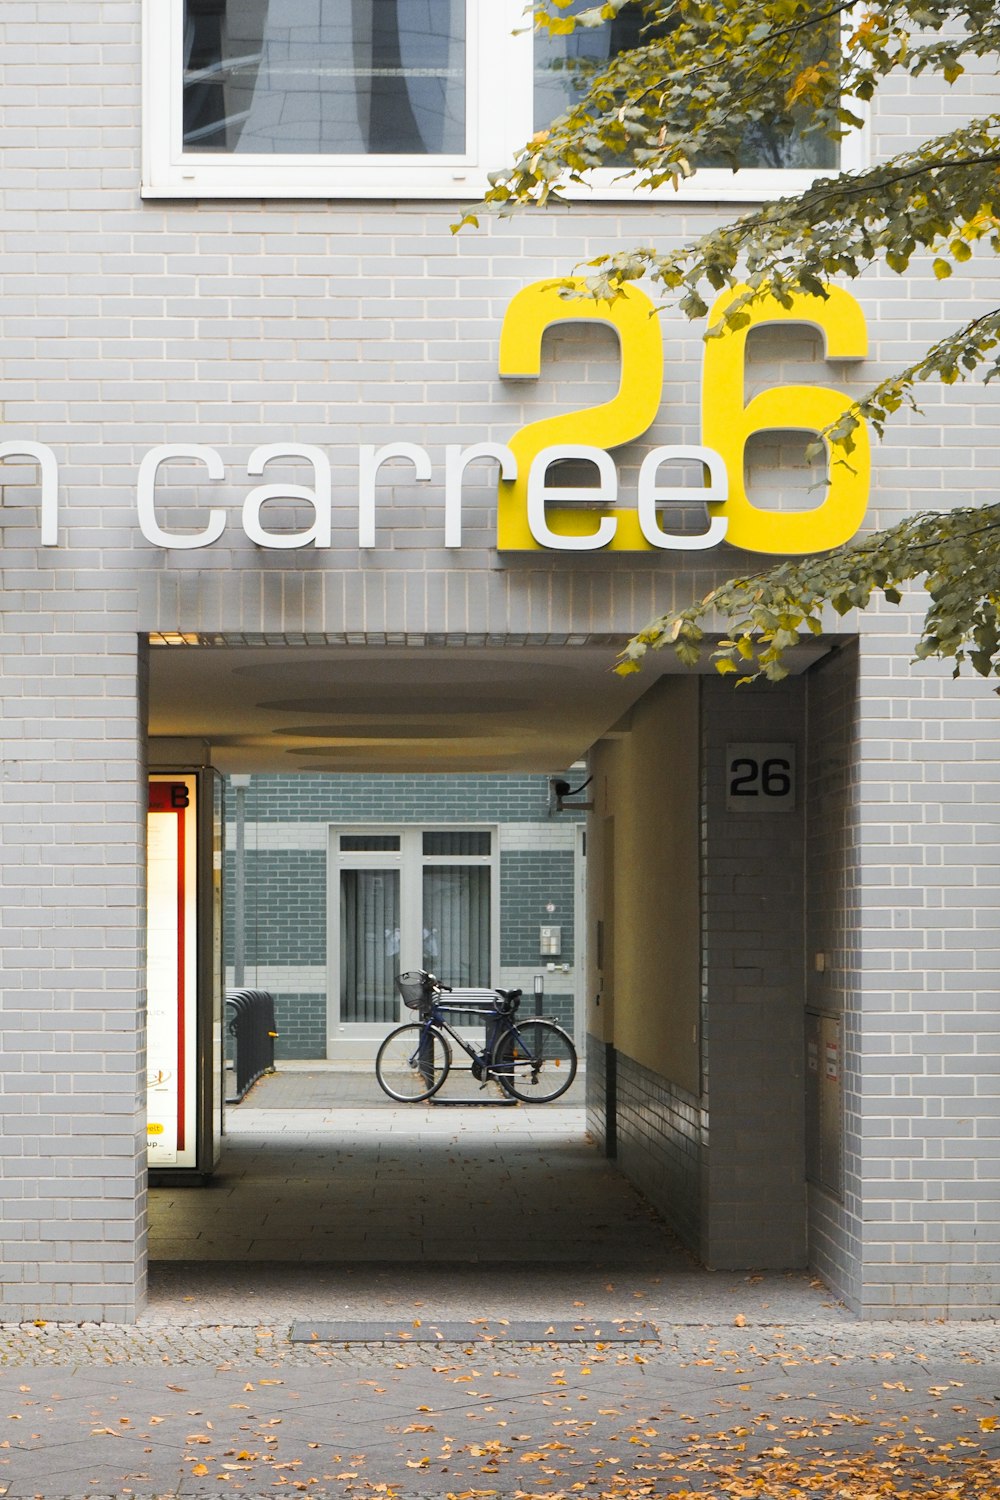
[534,0,837,170]
[183,0,466,155]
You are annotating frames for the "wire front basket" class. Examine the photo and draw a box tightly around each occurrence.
[396,971,432,1010]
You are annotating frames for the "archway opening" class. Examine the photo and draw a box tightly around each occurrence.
[142,631,846,1325]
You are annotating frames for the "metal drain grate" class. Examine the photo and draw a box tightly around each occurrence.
[289,1319,661,1344]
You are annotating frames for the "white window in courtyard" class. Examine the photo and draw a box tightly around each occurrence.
[143,0,861,198]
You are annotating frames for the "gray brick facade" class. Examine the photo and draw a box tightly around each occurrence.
[0,5,997,1318]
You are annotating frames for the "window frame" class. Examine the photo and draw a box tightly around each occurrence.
[141,0,866,201]
[326,822,499,1050]
[143,0,524,199]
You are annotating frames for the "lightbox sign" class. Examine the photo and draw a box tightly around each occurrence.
[0,282,869,559]
[147,775,200,1167]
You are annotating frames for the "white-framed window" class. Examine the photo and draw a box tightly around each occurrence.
[142,0,865,201]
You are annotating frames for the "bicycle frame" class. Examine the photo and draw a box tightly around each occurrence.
[418,998,531,1084]
[422,996,512,1080]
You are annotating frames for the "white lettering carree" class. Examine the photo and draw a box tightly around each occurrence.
[243,444,332,548]
[527,444,618,552]
[0,441,59,546]
[637,445,729,550]
[137,445,227,549]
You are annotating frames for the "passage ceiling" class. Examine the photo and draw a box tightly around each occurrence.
[147,638,686,774]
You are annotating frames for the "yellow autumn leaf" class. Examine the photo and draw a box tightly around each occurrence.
[978,1415,998,1431]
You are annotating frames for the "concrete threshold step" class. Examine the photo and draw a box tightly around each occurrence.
[290,1318,660,1344]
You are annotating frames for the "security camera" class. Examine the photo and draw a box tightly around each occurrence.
[549,774,593,814]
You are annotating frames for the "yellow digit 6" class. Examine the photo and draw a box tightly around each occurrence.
[702,284,870,555]
[498,278,664,551]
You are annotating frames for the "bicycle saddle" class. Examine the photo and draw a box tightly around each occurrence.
[494,987,522,1014]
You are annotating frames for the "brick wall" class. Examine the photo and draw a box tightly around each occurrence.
[853,619,1000,1316]
[224,850,327,967]
[226,775,570,826]
[0,624,147,1322]
[615,1053,704,1258]
[804,643,863,1310]
[700,678,808,1270]
[500,849,575,965]
[0,2,997,1318]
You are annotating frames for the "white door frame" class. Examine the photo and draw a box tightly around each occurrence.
[327,823,499,1061]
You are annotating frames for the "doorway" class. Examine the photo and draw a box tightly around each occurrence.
[329,824,498,1057]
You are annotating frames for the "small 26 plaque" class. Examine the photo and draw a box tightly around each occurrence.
[726,743,796,812]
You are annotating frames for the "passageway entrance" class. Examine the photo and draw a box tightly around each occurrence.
[144,636,679,1288]
[147,635,669,1083]
[144,630,849,1306]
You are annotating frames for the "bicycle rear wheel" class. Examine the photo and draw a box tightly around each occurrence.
[375,1022,452,1102]
[494,1019,577,1103]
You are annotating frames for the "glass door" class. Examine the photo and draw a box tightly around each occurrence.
[421,830,491,986]
[329,825,497,1059]
[339,866,401,1025]
[330,832,408,1056]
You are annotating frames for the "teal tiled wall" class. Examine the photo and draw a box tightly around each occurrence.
[226,773,582,1058]
[500,849,576,965]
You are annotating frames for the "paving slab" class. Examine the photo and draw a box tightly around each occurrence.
[0,1323,996,1498]
[239,1065,581,1110]
[147,1091,844,1329]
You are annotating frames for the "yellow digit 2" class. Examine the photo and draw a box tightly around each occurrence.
[703,284,870,554]
[497,278,663,551]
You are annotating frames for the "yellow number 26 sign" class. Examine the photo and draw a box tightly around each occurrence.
[496,278,869,556]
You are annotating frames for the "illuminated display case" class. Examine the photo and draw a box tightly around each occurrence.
[147,769,224,1182]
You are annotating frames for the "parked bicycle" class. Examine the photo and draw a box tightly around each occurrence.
[375,970,578,1104]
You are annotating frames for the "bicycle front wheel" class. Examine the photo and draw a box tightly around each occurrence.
[495,1019,577,1103]
[375,1022,452,1102]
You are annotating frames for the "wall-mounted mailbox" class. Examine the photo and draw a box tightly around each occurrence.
[539,925,561,956]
